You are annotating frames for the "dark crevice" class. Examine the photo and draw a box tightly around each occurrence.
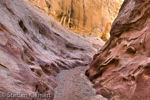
[0,64,8,69]
[126,46,136,54]
[19,20,28,33]
[51,63,60,73]
[90,58,119,81]
[55,61,69,69]
[31,35,40,43]
[4,3,15,15]
[36,71,42,77]
[46,1,51,9]
[30,56,35,61]
[26,60,34,65]
[30,68,42,77]
[66,43,79,50]
[39,64,51,76]
[30,68,34,72]
[82,0,86,26]
[35,84,39,92]
[70,0,74,18]
[54,32,61,37]
[24,41,33,51]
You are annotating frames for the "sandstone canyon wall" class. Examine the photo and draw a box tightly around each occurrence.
[28,0,123,41]
[0,0,104,99]
[86,0,150,100]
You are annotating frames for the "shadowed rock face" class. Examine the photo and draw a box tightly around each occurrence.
[0,0,104,99]
[86,0,150,99]
[28,0,123,41]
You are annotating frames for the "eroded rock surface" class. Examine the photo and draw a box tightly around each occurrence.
[28,0,123,41]
[54,66,107,100]
[86,0,150,100]
[0,0,104,100]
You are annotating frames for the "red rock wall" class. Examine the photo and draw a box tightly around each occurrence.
[86,0,150,99]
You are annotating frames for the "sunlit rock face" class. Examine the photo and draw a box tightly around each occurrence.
[0,0,104,99]
[28,0,123,41]
[86,0,150,100]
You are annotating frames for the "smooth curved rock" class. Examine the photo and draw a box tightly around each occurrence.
[86,0,150,100]
[28,0,123,41]
[0,0,104,100]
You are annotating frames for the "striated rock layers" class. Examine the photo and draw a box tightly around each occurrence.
[0,0,103,100]
[28,0,123,41]
[86,0,150,100]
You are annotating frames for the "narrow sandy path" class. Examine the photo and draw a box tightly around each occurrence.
[53,66,107,100]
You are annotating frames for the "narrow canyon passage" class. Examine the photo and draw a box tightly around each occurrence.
[53,66,107,100]
[1,0,150,99]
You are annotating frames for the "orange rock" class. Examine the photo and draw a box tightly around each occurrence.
[29,0,123,41]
